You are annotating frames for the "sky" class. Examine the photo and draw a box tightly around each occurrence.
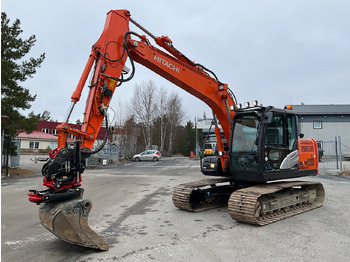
[2,0,350,124]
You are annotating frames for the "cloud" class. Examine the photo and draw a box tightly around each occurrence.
[3,0,350,123]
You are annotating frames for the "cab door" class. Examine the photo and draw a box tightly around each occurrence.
[263,113,298,170]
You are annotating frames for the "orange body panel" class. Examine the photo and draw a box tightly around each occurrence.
[298,138,318,174]
[81,10,130,150]
[58,10,131,150]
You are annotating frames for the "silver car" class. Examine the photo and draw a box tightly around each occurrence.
[133,150,161,162]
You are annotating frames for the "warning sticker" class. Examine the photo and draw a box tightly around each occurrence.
[109,79,116,88]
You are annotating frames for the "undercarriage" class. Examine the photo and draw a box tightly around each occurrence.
[172,178,325,226]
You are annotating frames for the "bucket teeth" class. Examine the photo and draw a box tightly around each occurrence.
[39,198,108,250]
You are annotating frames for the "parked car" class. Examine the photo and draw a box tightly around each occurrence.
[133,150,161,162]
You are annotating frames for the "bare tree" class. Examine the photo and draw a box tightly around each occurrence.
[166,92,184,153]
[112,98,135,158]
[113,98,130,128]
[131,80,158,150]
[122,116,140,158]
[157,88,168,151]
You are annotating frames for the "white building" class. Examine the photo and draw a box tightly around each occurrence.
[17,130,58,152]
[292,104,350,156]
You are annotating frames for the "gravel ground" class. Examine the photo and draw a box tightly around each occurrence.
[1,156,350,262]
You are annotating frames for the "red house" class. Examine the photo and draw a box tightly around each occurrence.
[18,120,107,152]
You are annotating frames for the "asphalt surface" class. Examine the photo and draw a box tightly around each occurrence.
[2,156,350,262]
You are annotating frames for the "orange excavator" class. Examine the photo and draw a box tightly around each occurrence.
[28,10,324,250]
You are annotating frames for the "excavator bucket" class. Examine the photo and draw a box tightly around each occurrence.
[39,197,108,250]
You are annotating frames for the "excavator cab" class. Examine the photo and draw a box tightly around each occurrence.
[229,105,318,183]
[175,105,324,223]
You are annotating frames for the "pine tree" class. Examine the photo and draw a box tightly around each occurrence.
[1,12,45,154]
[175,121,196,156]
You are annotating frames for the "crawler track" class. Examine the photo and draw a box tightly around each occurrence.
[173,179,325,226]
[228,181,325,226]
[172,178,233,212]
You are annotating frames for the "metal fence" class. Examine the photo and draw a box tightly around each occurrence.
[319,136,347,170]
[86,141,119,167]
[1,136,21,168]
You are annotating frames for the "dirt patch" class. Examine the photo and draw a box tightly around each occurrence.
[1,167,37,177]
[337,169,350,176]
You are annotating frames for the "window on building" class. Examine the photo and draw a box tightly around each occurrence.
[69,134,75,139]
[50,142,58,149]
[29,141,40,149]
[42,128,50,134]
[313,121,322,129]
[52,129,58,135]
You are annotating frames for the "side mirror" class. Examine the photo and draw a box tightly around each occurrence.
[299,133,304,138]
[262,112,273,124]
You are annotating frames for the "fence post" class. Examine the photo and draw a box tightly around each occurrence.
[338,136,342,171]
[335,136,339,169]
[5,136,10,177]
[1,130,4,166]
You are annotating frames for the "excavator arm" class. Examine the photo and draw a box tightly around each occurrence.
[28,10,236,198]
[27,10,236,250]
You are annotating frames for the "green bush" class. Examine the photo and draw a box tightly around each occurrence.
[38,147,51,153]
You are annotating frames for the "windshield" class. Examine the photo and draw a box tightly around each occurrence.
[230,114,259,171]
[204,144,212,149]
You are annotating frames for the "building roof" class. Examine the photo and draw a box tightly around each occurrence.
[37,120,82,131]
[291,104,350,115]
[17,130,77,143]
[37,120,107,140]
[17,130,58,140]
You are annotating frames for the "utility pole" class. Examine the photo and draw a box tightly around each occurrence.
[335,136,339,169]
[195,117,199,158]
[338,136,342,171]
[5,135,10,177]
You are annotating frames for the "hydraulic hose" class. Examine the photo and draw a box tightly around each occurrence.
[89,114,109,155]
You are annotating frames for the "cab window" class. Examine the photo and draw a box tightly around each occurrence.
[264,113,298,170]
[230,115,259,171]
